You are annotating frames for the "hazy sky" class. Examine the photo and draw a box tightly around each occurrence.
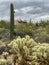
[0,0,49,21]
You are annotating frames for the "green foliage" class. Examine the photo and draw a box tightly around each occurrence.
[0,19,49,42]
[34,26,49,43]
[14,20,49,43]
[10,3,14,40]
[0,20,10,29]
[0,28,10,40]
[15,23,34,37]
[0,21,10,40]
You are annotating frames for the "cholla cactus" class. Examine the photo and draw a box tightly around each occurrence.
[12,54,18,65]
[2,52,9,59]
[8,35,37,65]
[32,43,49,65]
[0,59,7,65]
[8,35,37,54]
[8,35,49,65]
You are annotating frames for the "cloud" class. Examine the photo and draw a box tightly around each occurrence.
[35,15,49,22]
[0,0,49,21]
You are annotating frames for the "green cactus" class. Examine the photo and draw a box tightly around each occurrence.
[10,3,14,40]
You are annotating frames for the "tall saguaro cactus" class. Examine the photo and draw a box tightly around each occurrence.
[10,3,14,40]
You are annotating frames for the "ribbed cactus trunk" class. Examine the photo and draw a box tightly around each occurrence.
[10,3,14,40]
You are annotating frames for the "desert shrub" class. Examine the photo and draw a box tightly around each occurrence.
[14,22,49,43]
[0,28,5,34]
[34,27,49,43]
[15,24,34,37]
[0,20,10,29]
[0,35,2,39]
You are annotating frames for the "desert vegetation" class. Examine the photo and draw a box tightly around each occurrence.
[0,35,49,65]
[0,3,49,65]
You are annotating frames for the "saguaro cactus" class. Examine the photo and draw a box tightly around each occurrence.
[10,3,14,40]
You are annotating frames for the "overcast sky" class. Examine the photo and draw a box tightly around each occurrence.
[0,0,49,22]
